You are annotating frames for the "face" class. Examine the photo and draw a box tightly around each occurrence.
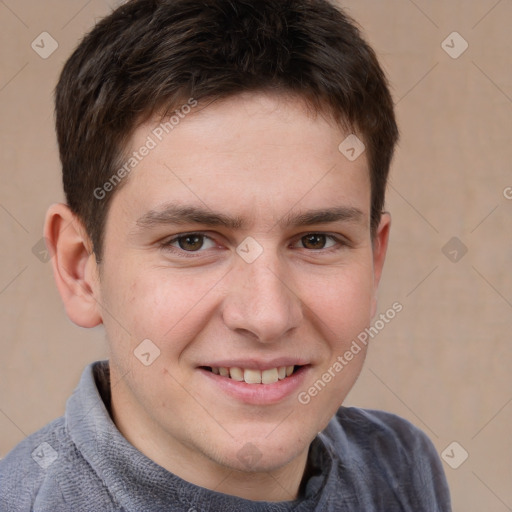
[93,92,389,490]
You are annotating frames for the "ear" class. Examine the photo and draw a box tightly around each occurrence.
[44,203,103,328]
[370,212,391,318]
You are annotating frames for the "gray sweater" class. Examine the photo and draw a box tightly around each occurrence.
[0,362,451,511]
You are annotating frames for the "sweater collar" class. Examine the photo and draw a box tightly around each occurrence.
[66,361,334,511]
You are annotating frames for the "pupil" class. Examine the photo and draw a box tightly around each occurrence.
[303,234,325,249]
[179,235,203,251]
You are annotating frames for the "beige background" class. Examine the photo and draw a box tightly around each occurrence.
[1,0,511,510]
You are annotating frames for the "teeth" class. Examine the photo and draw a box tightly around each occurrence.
[210,365,298,384]
[229,367,244,381]
[262,368,279,384]
[244,369,262,384]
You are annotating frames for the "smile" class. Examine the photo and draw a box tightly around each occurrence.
[202,365,299,384]
[199,364,310,405]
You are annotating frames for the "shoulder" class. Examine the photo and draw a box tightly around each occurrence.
[0,417,67,511]
[331,406,435,451]
[0,416,111,512]
[322,406,452,511]
[327,406,443,468]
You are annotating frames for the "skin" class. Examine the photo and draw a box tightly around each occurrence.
[45,92,390,502]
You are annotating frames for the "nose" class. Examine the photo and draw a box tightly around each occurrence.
[221,251,303,343]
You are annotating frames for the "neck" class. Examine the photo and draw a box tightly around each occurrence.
[210,457,309,501]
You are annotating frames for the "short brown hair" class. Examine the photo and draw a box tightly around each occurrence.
[55,0,399,262]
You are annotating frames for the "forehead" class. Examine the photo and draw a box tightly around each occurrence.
[111,92,371,229]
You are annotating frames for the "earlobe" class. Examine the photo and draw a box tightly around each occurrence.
[44,203,103,328]
[370,212,391,318]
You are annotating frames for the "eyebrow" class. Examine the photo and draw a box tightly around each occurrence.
[281,206,364,228]
[136,204,243,230]
[135,203,365,231]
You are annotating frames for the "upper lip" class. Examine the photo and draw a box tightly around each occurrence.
[198,358,310,371]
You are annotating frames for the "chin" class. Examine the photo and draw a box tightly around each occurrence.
[214,432,310,474]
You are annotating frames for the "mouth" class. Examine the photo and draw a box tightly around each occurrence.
[200,365,302,384]
[196,358,311,404]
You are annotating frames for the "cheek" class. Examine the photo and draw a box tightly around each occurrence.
[298,268,373,427]
[103,266,221,350]
[303,261,375,339]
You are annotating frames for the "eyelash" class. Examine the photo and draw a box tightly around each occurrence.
[160,232,349,257]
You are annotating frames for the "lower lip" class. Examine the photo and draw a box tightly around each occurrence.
[198,366,311,405]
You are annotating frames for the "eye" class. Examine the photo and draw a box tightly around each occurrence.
[163,233,217,252]
[294,233,341,250]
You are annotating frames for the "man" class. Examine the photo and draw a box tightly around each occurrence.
[0,0,451,510]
